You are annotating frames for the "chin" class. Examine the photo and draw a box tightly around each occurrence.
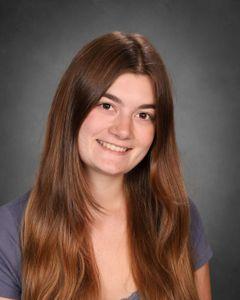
[97,167,125,176]
[104,170,125,176]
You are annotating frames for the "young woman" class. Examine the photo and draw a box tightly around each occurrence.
[0,31,213,300]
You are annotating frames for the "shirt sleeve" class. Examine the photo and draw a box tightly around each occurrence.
[189,198,213,270]
[0,203,21,299]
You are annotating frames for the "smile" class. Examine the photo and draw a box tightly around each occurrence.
[96,139,130,152]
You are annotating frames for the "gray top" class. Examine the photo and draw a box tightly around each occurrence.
[0,191,213,299]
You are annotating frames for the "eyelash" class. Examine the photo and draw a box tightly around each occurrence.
[98,102,155,121]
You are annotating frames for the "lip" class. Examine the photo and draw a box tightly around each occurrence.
[96,139,132,154]
[96,139,132,150]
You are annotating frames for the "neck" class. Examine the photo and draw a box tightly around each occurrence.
[86,169,127,215]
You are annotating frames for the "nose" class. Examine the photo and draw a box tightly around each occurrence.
[108,113,133,140]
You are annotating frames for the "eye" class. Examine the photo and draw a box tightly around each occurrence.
[98,102,114,110]
[137,112,155,121]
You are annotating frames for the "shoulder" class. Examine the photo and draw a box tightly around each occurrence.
[0,191,30,228]
[189,198,203,236]
[188,198,213,270]
[0,189,31,265]
[0,190,30,299]
[188,198,207,247]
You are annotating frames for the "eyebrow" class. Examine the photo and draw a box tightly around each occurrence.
[102,92,156,109]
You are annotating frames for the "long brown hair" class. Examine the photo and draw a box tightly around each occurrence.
[20,31,199,299]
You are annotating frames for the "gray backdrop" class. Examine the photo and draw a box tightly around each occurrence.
[0,0,239,299]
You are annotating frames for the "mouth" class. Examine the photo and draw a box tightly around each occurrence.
[96,139,132,153]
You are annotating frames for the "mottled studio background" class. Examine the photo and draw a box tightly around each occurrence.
[0,0,239,299]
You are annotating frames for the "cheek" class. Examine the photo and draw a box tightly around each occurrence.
[77,115,94,156]
[77,110,108,157]
[137,125,155,148]
[78,110,102,139]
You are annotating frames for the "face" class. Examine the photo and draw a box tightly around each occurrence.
[77,72,156,179]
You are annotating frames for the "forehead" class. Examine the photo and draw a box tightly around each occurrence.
[105,73,155,104]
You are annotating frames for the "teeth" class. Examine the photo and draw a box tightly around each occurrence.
[97,140,128,152]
